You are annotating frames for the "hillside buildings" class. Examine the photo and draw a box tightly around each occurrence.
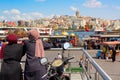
[0,10,120,31]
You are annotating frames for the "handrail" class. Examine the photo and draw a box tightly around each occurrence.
[81,48,112,80]
[50,48,112,80]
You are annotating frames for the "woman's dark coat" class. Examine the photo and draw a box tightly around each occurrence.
[0,44,24,80]
[23,40,47,80]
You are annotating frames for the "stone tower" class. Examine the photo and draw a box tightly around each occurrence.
[76,10,80,18]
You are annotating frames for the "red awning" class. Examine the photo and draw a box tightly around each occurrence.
[101,41,120,45]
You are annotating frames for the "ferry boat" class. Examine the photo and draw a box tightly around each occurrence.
[0,27,54,38]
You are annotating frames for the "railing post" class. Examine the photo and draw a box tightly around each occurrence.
[87,59,90,78]
[95,71,99,80]
[68,62,71,79]
[67,49,71,79]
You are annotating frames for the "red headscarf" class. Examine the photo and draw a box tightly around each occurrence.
[7,33,17,44]
[28,29,45,57]
[0,33,17,59]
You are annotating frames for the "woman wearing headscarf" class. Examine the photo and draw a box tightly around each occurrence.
[0,33,25,80]
[23,29,47,80]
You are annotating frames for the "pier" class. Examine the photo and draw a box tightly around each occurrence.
[45,48,120,80]
[20,48,119,80]
[1,48,120,80]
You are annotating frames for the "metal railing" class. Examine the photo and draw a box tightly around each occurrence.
[81,48,112,80]
[50,48,112,80]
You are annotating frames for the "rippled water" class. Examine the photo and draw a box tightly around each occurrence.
[54,31,94,39]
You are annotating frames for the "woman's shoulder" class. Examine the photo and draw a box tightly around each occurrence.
[14,44,24,48]
[23,40,29,44]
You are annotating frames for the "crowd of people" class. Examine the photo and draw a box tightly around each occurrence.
[0,29,48,80]
[83,40,100,50]
[96,45,118,62]
[83,40,119,62]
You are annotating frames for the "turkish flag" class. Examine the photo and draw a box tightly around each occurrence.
[45,30,48,35]
[85,25,89,31]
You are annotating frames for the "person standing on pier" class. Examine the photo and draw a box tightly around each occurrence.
[84,41,88,50]
[111,46,116,62]
[23,29,47,80]
[0,33,24,80]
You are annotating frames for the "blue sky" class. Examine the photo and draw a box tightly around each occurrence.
[0,0,120,21]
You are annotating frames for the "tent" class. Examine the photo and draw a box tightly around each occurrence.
[101,41,120,45]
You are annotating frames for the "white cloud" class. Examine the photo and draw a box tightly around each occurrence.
[22,13,32,20]
[11,9,21,15]
[83,0,102,8]
[31,12,43,19]
[1,9,43,21]
[70,6,79,11]
[3,10,9,14]
[11,15,22,21]
[115,6,120,10]
[2,9,21,15]
[0,16,6,20]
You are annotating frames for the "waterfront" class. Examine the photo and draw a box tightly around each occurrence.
[0,0,120,80]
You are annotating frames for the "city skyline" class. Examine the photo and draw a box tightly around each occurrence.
[0,0,120,21]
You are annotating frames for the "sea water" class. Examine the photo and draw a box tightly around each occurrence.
[54,31,94,39]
